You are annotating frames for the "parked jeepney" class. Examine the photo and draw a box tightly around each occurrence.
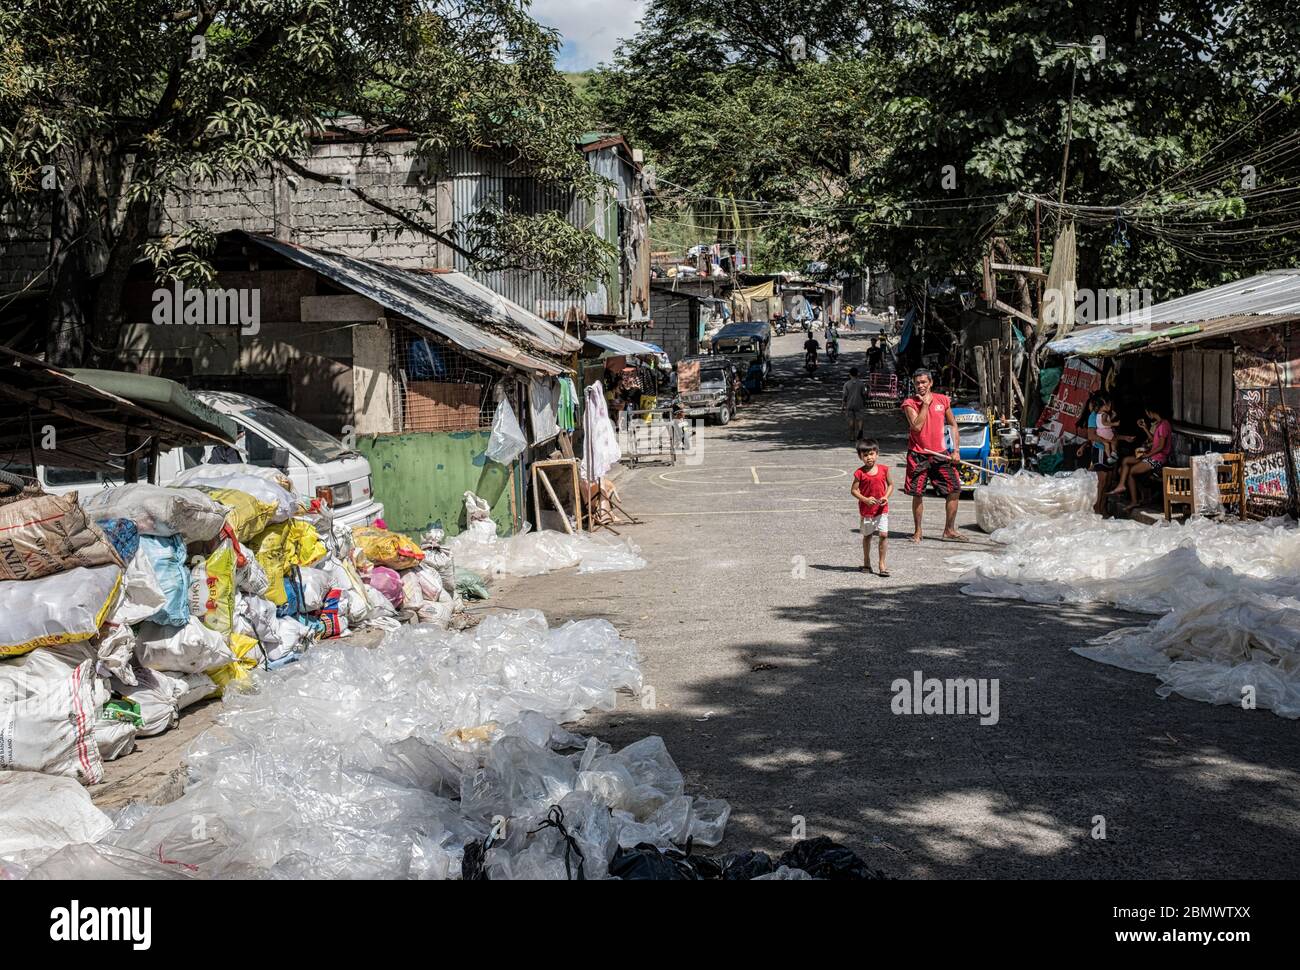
[676,355,739,425]
[710,321,772,384]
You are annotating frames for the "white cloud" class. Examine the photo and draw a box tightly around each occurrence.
[530,0,647,71]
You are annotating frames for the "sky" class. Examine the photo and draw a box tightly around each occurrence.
[530,0,647,71]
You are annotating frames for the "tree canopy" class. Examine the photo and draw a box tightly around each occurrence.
[590,0,1300,301]
[0,0,609,363]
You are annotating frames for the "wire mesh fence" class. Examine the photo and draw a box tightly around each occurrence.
[390,325,498,433]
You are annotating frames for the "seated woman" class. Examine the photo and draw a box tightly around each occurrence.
[1109,405,1173,511]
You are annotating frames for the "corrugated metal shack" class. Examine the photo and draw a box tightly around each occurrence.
[1049,269,1300,517]
[113,230,581,537]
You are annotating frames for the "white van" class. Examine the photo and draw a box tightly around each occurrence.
[13,391,384,529]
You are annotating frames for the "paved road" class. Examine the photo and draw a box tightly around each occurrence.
[500,329,1300,878]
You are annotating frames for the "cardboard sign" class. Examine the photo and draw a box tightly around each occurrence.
[678,360,700,394]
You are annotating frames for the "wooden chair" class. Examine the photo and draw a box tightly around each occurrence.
[1162,466,1194,520]
[1163,453,1247,521]
[1218,452,1247,519]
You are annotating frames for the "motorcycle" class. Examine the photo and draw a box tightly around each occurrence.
[804,351,818,375]
[827,338,839,363]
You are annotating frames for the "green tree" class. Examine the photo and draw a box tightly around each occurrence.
[0,0,609,363]
[592,0,1300,300]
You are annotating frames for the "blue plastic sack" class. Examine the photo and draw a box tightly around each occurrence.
[140,534,190,626]
[96,517,140,562]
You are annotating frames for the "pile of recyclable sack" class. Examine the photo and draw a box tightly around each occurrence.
[0,463,464,787]
[951,511,1300,718]
[448,491,646,578]
[973,469,1097,533]
[0,609,738,880]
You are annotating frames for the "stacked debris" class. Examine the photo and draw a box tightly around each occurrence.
[0,465,469,786]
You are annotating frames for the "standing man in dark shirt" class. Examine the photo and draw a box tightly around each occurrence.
[867,338,885,373]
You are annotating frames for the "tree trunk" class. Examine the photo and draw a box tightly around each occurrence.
[44,150,95,366]
[89,189,154,367]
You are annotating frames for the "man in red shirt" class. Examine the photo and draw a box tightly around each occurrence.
[900,368,966,543]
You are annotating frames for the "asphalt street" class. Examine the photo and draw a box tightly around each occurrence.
[498,327,1300,878]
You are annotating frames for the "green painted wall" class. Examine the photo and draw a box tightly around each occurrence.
[358,430,522,539]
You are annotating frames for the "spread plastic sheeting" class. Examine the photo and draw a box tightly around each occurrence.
[973,470,1097,533]
[4,610,730,880]
[0,772,113,859]
[447,521,646,577]
[954,513,1300,717]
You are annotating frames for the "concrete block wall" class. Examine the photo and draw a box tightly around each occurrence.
[647,287,699,362]
[0,198,53,294]
[162,139,443,267]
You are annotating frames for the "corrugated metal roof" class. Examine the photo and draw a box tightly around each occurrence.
[1049,269,1300,356]
[584,332,661,356]
[238,232,575,376]
[1090,269,1300,329]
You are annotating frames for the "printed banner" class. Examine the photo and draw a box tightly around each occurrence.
[1036,357,1102,453]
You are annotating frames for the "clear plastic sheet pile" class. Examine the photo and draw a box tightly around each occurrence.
[448,522,647,577]
[974,470,1097,533]
[953,507,1300,718]
[4,610,729,879]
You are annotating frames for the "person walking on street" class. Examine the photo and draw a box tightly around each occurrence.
[851,439,892,576]
[900,368,966,543]
[842,366,867,441]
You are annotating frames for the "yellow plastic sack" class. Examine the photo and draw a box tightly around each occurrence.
[207,632,261,694]
[190,541,236,634]
[201,487,277,542]
[252,519,329,607]
[352,526,425,571]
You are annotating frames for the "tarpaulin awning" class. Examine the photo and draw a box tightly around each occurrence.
[584,332,662,356]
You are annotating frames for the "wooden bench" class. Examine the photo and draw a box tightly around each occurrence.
[1163,453,1245,520]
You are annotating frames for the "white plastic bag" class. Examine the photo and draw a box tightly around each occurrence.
[485,398,527,465]
[1191,453,1224,516]
[172,465,298,522]
[94,717,138,762]
[112,668,179,738]
[0,564,122,658]
[135,618,235,674]
[0,771,113,857]
[117,547,169,625]
[0,652,107,783]
[82,483,228,542]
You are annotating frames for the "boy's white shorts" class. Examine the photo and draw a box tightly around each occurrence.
[860,514,888,536]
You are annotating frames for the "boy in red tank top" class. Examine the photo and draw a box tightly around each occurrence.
[851,439,893,576]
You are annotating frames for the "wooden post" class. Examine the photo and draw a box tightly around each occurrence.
[124,434,140,483]
[147,438,160,484]
[974,347,990,412]
[537,466,575,535]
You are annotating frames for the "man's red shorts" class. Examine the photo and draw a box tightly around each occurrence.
[904,451,961,497]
